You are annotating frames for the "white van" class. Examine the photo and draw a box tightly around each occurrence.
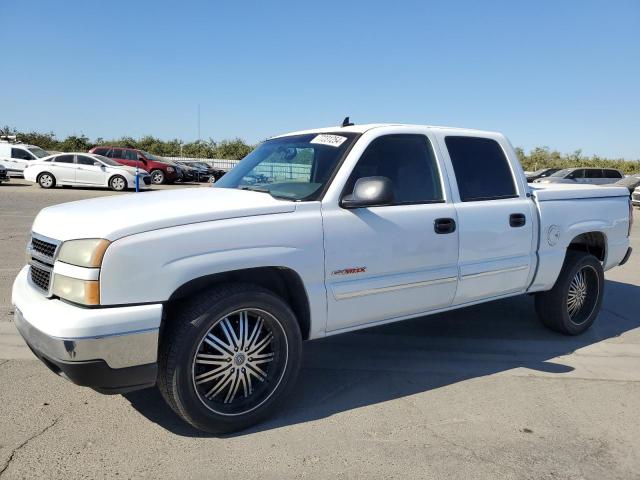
[0,136,50,176]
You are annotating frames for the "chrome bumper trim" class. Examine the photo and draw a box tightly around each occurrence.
[14,307,158,369]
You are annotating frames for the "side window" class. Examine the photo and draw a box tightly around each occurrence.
[111,149,124,159]
[76,155,96,166]
[93,147,108,156]
[344,134,443,204]
[53,155,74,163]
[569,169,585,179]
[585,169,603,178]
[11,148,34,160]
[605,169,622,179]
[124,149,138,161]
[445,136,517,202]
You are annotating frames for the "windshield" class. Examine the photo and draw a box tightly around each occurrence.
[215,132,358,200]
[94,155,121,166]
[140,150,163,162]
[550,169,572,177]
[28,147,49,158]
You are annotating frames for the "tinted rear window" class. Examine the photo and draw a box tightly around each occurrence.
[445,136,517,202]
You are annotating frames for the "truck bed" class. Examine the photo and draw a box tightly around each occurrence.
[530,183,630,201]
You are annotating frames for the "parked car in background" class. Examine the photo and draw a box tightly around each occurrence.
[632,186,640,208]
[534,167,623,185]
[613,174,640,194]
[89,147,181,185]
[0,136,49,176]
[0,163,9,183]
[188,162,212,182]
[12,122,633,433]
[23,153,151,191]
[526,168,561,182]
[176,162,201,182]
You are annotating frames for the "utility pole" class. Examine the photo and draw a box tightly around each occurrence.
[197,104,201,143]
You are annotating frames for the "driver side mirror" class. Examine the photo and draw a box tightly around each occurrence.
[341,176,394,208]
[93,161,102,167]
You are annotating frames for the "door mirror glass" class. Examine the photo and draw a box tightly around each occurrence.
[341,176,394,208]
[93,161,102,166]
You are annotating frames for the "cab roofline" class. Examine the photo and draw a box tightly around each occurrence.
[270,123,500,139]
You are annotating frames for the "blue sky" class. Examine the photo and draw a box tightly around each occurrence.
[1,0,638,158]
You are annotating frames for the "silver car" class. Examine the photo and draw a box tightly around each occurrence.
[534,167,624,185]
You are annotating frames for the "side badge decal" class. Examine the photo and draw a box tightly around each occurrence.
[332,267,366,276]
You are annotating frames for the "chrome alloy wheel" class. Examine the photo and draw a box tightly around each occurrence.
[191,308,288,416]
[151,170,164,184]
[566,265,599,325]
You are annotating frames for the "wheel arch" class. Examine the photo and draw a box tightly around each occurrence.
[567,231,607,263]
[165,266,311,340]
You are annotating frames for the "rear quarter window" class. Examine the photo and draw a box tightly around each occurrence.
[445,136,517,202]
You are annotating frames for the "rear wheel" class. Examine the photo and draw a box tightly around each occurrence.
[535,251,604,335]
[37,172,56,189]
[158,283,302,433]
[150,169,165,184]
[109,175,127,191]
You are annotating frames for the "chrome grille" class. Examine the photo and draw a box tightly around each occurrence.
[30,263,52,292]
[31,237,57,259]
[633,192,640,202]
[28,233,60,295]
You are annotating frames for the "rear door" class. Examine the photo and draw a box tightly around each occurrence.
[439,135,535,305]
[110,148,127,166]
[50,154,76,183]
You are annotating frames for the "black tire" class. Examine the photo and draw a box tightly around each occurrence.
[158,283,302,433]
[109,174,127,191]
[535,251,604,335]
[37,172,56,189]
[150,169,165,184]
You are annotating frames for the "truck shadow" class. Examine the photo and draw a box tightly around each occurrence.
[124,279,640,438]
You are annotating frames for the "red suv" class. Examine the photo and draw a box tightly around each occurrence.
[89,147,181,184]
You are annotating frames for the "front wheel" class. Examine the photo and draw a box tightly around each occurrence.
[158,283,302,433]
[535,251,604,335]
[37,172,56,189]
[150,169,165,184]
[109,175,127,191]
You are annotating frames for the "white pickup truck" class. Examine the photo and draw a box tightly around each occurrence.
[12,123,633,433]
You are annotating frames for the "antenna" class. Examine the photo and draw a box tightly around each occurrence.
[341,116,354,127]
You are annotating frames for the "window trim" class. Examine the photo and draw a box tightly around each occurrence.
[338,133,446,209]
[444,135,519,203]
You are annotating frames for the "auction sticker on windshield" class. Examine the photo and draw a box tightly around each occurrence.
[310,134,348,147]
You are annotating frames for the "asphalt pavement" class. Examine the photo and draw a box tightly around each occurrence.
[1,179,639,479]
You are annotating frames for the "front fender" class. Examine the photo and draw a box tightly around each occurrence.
[99,205,327,330]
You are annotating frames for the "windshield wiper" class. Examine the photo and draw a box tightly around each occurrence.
[239,185,294,201]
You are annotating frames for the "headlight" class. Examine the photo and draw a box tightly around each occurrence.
[167,166,175,173]
[52,274,100,305]
[57,239,110,267]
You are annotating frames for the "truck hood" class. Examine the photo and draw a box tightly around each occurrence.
[31,187,296,241]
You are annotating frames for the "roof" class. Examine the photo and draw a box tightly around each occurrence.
[273,123,500,138]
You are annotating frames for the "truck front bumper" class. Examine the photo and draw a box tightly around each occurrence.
[11,266,162,394]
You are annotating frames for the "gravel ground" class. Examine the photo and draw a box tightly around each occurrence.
[1,179,639,479]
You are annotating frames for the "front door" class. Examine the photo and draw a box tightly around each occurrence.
[75,155,106,185]
[439,135,535,305]
[323,133,459,332]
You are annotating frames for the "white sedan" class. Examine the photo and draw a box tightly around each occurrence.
[23,153,151,191]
